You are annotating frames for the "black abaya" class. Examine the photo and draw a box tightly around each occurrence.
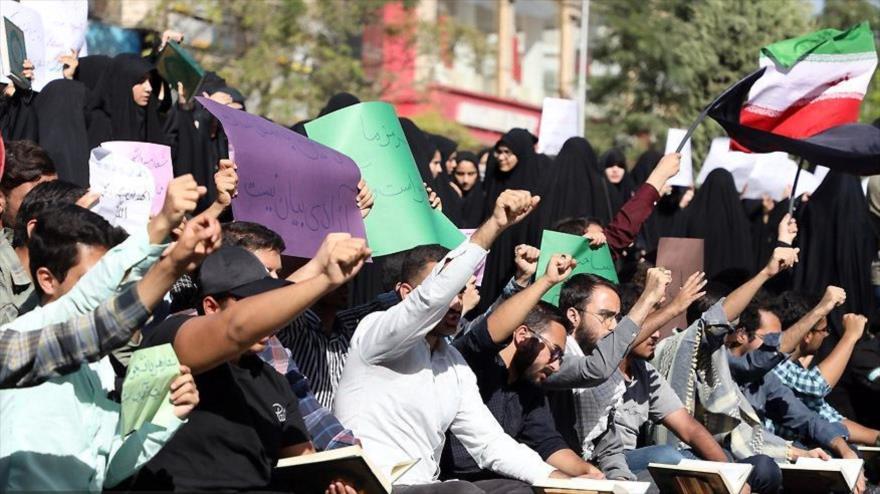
[684,168,754,280]
[794,172,875,318]
[35,79,91,186]
[540,137,610,228]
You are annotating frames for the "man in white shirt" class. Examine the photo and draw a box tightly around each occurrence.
[335,190,566,494]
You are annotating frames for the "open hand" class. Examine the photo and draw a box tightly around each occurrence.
[170,365,199,419]
[423,183,442,211]
[670,271,707,313]
[325,480,357,494]
[584,231,606,247]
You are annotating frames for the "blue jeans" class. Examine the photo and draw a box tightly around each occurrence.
[623,444,685,473]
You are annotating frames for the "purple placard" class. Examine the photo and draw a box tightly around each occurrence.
[196,96,367,258]
[100,141,173,216]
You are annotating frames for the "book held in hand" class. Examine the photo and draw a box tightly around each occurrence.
[647,459,752,494]
[156,40,205,101]
[272,445,417,494]
[0,16,29,90]
[532,477,650,494]
[779,457,864,494]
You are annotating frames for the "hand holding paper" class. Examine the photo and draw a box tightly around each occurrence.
[535,230,619,305]
[120,344,181,435]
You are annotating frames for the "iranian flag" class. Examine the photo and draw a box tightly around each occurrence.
[708,22,880,174]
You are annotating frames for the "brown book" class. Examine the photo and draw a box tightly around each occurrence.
[532,478,650,494]
[779,458,864,494]
[648,459,752,494]
[272,445,417,494]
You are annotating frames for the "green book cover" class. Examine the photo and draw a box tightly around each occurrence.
[156,41,205,99]
[2,16,29,89]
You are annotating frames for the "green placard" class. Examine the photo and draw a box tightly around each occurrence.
[156,41,205,100]
[120,344,180,436]
[536,230,618,305]
[305,102,465,256]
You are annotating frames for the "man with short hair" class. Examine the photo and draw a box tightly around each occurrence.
[0,140,57,228]
[335,190,569,493]
[128,234,370,491]
[759,291,880,446]
[442,255,607,481]
[726,303,866,493]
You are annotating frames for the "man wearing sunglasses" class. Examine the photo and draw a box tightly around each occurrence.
[441,253,608,481]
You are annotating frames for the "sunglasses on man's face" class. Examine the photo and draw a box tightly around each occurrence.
[526,327,564,364]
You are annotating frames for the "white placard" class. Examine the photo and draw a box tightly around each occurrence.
[742,152,821,201]
[20,0,88,91]
[664,128,693,187]
[88,147,154,234]
[697,137,757,192]
[536,97,579,156]
[0,0,45,87]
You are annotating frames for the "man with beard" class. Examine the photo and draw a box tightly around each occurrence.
[440,254,606,481]
[334,190,570,493]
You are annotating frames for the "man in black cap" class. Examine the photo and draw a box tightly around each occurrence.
[124,234,370,492]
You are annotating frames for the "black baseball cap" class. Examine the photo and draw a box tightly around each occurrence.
[198,246,290,299]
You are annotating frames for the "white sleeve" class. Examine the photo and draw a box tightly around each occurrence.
[448,362,556,484]
[355,240,486,364]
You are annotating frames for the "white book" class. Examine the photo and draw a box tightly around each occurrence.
[273,445,418,493]
[779,457,864,493]
[648,459,752,494]
[532,477,650,494]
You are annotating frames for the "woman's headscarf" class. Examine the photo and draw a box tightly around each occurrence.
[399,118,462,226]
[794,172,875,319]
[601,148,635,216]
[428,133,457,166]
[684,168,754,280]
[318,92,360,117]
[541,136,611,228]
[74,55,112,91]
[479,128,545,308]
[631,149,663,187]
[86,54,168,147]
[35,79,90,186]
[452,150,485,228]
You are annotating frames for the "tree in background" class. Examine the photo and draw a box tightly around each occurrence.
[152,0,407,124]
[817,0,880,123]
[589,0,813,167]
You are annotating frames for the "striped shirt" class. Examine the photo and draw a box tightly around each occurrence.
[276,291,401,408]
[0,285,149,388]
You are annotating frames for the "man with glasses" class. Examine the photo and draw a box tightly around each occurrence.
[441,253,608,481]
[725,303,866,493]
[759,290,880,447]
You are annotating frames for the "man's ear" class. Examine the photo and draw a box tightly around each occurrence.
[202,296,221,315]
[566,307,580,330]
[735,328,750,345]
[34,266,58,297]
[26,219,37,240]
[512,326,529,347]
[396,282,414,300]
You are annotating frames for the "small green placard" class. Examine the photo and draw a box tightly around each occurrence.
[120,343,180,436]
[536,230,618,305]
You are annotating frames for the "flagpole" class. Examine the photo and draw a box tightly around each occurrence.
[788,157,805,217]
[576,0,589,137]
[674,68,765,153]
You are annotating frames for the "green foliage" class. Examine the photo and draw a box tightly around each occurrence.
[816,0,880,123]
[151,0,398,124]
[589,0,813,168]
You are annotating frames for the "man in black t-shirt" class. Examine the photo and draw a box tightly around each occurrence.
[125,237,369,491]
